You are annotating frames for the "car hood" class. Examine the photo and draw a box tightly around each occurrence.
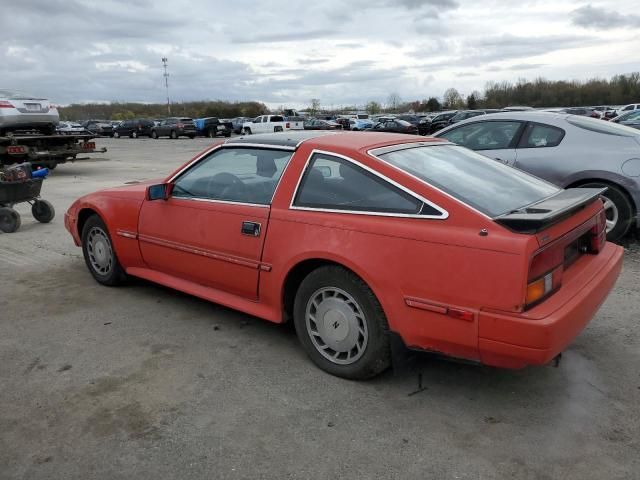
[99,179,160,199]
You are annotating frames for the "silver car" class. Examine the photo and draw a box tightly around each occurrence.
[0,89,59,134]
[435,112,640,241]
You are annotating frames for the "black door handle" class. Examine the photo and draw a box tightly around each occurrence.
[241,221,261,237]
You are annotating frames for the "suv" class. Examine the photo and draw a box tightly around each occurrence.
[151,117,197,139]
[113,119,154,138]
[427,111,458,134]
[83,120,113,136]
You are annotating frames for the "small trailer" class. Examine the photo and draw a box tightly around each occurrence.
[0,131,107,169]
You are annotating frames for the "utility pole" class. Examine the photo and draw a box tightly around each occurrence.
[162,57,171,116]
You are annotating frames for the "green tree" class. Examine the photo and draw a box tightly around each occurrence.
[366,101,382,115]
[426,97,441,111]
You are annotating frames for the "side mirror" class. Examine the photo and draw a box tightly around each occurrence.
[148,183,173,201]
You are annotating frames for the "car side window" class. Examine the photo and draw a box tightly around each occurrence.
[293,153,442,216]
[172,148,293,205]
[440,121,522,150]
[519,123,565,148]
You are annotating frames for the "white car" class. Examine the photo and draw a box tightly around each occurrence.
[0,89,59,134]
[57,121,86,135]
[617,103,640,116]
[242,115,303,135]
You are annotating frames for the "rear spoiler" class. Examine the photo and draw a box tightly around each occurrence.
[494,187,607,234]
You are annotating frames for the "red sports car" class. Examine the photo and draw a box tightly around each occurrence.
[65,131,623,379]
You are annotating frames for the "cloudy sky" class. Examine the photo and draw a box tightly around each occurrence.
[2,0,639,108]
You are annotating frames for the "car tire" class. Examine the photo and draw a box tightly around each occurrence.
[81,215,127,286]
[188,135,195,139]
[170,130,178,139]
[0,207,21,233]
[580,182,633,242]
[224,132,231,138]
[293,265,391,379]
[243,128,252,135]
[151,130,158,139]
[113,131,120,138]
[131,131,138,139]
[31,199,55,223]
[274,126,283,133]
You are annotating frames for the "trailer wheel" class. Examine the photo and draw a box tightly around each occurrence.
[0,207,21,233]
[32,199,55,223]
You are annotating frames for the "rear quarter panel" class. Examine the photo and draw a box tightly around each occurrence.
[261,142,531,359]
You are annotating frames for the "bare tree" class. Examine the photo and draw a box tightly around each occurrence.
[386,92,402,112]
[308,98,321,117]
[443,88,464,109]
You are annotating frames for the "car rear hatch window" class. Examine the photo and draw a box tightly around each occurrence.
[567,116,640,137]
[376,144,559,217]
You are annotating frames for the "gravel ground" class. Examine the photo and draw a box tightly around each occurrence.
[1,137,639,480]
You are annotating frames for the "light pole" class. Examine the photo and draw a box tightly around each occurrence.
[162,57,171,116]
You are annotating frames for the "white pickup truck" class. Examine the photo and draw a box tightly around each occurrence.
[241,115,303,135]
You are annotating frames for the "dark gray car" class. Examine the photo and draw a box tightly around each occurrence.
[435,111,640,241]
[151,117,197,139]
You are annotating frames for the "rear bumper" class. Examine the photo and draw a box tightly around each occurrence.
[477,242,624,368]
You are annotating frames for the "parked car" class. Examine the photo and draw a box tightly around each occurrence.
[591,106,619,120]
[0,89,59,135]
[56,121,86,135]
[555,107,599,117]
[304,119,342,130]
[242,115,303,135]
[113,119,154,138]
[65,130,622,379]
[193,117,232,138]
[501,106,535,111]
[434,111,640,240]
[427,111,458,133]
[370,118,418,134]
[610,110,640,129]
[348,118,374,131]
[230,117,253,134]
[397,115,430,135]
[447,110,487,126]
[616,103,640,116]
[83,120,113,136]
[151,117,197,139]
[335,118,351,130]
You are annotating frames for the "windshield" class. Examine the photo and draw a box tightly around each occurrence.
[377,145,559,217]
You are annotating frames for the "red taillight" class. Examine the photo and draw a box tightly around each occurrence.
[0,100,15,108]
[589,208,607,253]
[7,146,26,154]
[81,142,96,150]
[526,244,564,309]
[177,123,184,128]
[286,122,290,129]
